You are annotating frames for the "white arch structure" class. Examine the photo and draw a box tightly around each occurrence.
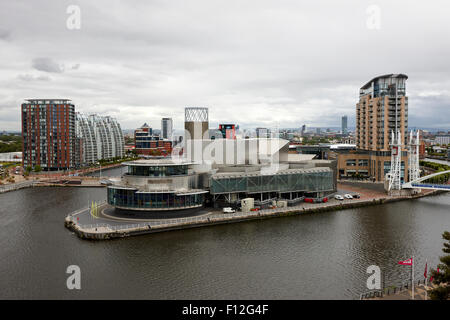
[402,170,450,190]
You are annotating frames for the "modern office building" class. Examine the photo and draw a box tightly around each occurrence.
[161,117,173,140]
[185,107,209,140]
[341,116,348,134]
[134,123,172,156]
[21,99,76,170]
[75,113,125,164]
[337,74,409,182]
[219,124,236,139]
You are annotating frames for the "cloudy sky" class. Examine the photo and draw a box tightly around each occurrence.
[1,0,450,131]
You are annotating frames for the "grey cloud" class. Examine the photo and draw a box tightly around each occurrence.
[32,57,64,73]
[0,28,11,40]
[17,74,51,81]
[0,0,449,131]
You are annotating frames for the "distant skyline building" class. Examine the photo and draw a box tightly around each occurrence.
[219,124,236,139]
[21,99,76,170]
[301,124,306,135]
[161,117,173,140]
[134,123,172,156]
[75,113,125,165]
[341,115,348,134]
[435,134,450,145]
[256,127,270,138]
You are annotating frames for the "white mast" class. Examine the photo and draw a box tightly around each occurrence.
[388,129,402,191]
[408,130,420,183]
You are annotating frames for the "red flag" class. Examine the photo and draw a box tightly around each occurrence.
[424,262,428,278]
[398,258,413,265]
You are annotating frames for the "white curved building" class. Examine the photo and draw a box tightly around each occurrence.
[76,113,124,165]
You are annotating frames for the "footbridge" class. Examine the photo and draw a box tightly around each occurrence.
[402,170,450,191]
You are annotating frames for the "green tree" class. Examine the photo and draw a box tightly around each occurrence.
[25,165,32,173]
[428,231,450,300]
[34,165,42,172]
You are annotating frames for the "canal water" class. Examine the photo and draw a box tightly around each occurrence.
[0,177,449,299]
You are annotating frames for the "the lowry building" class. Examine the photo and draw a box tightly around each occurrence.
[106,107,337,215]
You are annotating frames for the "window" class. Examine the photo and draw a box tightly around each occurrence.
[358,159,369,166]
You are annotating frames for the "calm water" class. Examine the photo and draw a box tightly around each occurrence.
[0,181,449,299]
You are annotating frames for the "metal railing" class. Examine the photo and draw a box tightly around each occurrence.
[68,198,363,234]
[360,279,427,300]
[0,180,37,193]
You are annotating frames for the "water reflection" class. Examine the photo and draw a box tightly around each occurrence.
[0,187,448,299]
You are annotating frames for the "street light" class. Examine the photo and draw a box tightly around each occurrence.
[97,161,102,179]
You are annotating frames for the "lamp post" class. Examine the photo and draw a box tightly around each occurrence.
[97,161,102,179]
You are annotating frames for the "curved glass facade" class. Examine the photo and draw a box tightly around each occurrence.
[127,165,188,177]
[210,171,333,194]
[107,187,204,210]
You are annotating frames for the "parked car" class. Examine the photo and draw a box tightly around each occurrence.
[304,198,314,203]
[314,197,329,203]
[223,207,236,213]
[334,194,344,201]
[344,194,353,199]
[100,179,112,186]
[352,194,361,199]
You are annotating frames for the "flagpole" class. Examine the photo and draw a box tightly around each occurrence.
[425,258,428,300]
[412,255,414,300]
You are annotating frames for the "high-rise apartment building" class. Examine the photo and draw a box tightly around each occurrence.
[161,117,173,140]
[356,74,408,151]
[337,74,409,182]
[75,113,124,165]
[341,116,348,134]
[22,99,76,170]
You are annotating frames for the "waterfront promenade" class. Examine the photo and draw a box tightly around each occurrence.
[65,184,442,240]
[0,162,125,193]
